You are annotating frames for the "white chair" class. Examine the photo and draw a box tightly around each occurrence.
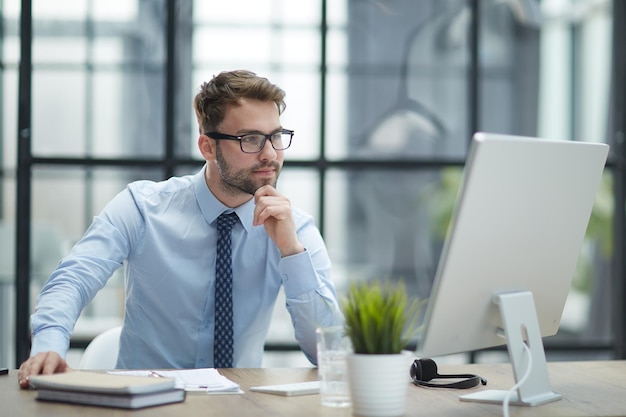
[78,326,122,369]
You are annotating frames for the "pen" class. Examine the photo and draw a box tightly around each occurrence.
[0,368,8,376]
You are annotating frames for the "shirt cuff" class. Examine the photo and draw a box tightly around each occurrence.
[30,328,71,359]
[279,249,324,298]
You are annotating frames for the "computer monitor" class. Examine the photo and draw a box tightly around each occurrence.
[417,132,609,405]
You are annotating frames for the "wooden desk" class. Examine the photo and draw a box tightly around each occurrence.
[2,361,625,416]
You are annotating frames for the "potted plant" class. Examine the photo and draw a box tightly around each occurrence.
[342,279,423,417]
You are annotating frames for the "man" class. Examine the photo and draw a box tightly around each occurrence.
[18,70,344,387]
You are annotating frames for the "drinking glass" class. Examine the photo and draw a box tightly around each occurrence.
[316,326,352,407]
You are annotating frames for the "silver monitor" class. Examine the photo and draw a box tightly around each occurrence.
[417,132,609,406]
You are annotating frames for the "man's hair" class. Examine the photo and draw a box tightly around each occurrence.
[193,70,286,134]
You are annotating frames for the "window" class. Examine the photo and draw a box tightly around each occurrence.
[3,0,622,369]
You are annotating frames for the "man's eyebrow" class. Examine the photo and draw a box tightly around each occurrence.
[236,127,283,135]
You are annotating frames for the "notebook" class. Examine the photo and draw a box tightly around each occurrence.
[29,371,185,409]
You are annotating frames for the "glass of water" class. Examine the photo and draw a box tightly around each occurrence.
[316,326,352,407]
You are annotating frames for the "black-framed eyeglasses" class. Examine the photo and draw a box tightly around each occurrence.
[207,129,294,153]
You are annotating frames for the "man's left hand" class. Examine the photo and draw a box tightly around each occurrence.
[253,185,305,257]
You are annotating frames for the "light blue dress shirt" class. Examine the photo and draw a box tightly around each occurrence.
[30,165,344,368]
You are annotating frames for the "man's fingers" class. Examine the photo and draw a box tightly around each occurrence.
[254,184,279,200]
[41,352,66,374]
[18,353,45,387]
[18,352,70,389]
[252,185,303,255]
[253,197,291,226]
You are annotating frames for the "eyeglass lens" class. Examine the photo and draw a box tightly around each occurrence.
[241,132,291,153]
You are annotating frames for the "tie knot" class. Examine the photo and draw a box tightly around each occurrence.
[217,212,238,231]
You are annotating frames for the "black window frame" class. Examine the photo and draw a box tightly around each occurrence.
[11,0,626,367]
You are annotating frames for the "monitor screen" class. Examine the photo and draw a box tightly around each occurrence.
[418,132,609,358]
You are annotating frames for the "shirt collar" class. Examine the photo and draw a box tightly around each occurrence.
[193,164,255,232]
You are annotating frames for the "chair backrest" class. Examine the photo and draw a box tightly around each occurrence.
[78,326,122,369]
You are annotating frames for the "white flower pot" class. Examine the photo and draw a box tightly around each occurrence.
[346,351,413,417]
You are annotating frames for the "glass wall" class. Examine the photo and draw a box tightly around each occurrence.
[1,0,621,368]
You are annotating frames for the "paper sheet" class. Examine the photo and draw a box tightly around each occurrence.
[109,368,242,394]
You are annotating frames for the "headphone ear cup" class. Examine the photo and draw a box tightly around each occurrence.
[418,358,438,381]
[411,358,438,382]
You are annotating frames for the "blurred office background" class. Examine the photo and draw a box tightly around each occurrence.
[1,0,624,368]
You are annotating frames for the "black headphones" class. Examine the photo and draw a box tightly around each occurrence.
[410,358,487,389]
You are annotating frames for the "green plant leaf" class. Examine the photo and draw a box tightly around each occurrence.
[341,279,424,354]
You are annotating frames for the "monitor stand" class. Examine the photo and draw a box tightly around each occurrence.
[459,291,562,406]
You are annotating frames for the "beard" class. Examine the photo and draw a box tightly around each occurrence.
[215,144,281,196]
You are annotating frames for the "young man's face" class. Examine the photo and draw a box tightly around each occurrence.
[212,98,285,196]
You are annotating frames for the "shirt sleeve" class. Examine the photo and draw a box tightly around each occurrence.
[279,215,344,365]
[29,188,142,358]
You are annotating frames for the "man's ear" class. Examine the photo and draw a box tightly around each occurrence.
[198,134,216,160]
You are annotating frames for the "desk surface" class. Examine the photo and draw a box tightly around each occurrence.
[2,360,625,416]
